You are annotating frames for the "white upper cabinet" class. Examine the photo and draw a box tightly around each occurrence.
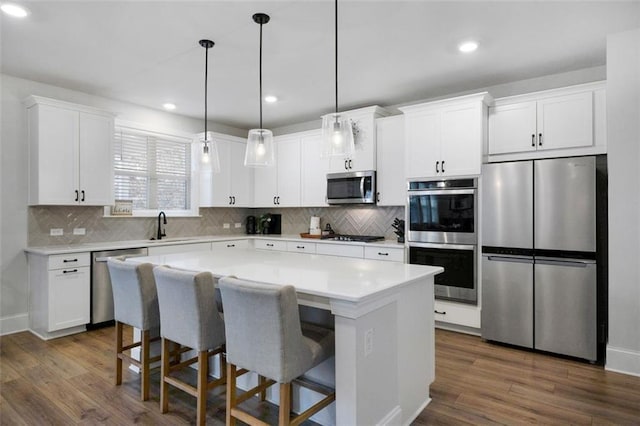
[253,135,301,207]
[200,135,253,207]
[488,82,606,160]
[300,130,330,207]
[401,93,491,179]
[375,115,406,206]
[326,106,390,173]
[26,96,115,206]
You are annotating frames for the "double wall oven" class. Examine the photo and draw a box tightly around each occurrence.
[407,178,478,304]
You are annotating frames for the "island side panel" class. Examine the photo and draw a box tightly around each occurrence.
[332,299,400,425]
[396,275,435,424]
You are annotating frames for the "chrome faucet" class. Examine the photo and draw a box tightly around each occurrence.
[157,211,167,240]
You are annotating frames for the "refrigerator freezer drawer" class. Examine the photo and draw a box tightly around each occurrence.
[481,255,534,348]
[534,260,597,361]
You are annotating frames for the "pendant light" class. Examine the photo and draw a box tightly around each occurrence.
[244,13,275,167]
[199,39,220,173]
[321,0,354,158]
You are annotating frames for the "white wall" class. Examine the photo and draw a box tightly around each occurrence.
[606,28,640,376]
[0,74,246,334]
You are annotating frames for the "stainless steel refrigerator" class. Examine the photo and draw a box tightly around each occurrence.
[481,156,601,361]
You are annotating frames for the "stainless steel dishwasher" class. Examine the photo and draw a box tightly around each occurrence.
[91,247,148,327]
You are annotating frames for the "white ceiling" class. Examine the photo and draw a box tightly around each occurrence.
[2,1,639,129]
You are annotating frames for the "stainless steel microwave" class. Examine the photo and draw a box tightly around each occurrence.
[326,170,376,205]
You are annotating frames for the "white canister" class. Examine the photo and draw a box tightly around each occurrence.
[309,216,321,235]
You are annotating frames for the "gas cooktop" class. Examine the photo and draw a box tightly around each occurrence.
[329,234,385,242]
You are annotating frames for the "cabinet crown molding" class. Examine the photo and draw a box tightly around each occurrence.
[491,81,605,107]
[321,105,391,120]
[23,95,116,117]
[398,92,493,114]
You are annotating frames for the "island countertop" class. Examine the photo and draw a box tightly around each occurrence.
[128,247,442,304]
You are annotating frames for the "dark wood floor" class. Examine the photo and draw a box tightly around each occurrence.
[2,327,639,425]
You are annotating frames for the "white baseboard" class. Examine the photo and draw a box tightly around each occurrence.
[403,397,431,426]
[606,345,640,377]
[0,313,29,336]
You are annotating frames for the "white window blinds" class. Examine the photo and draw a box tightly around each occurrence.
[114,127,192,211]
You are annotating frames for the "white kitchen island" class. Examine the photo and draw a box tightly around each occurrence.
[130,247,442,426]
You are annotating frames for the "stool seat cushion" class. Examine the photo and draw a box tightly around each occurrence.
[219,277,334,384]
[107,259,159,331]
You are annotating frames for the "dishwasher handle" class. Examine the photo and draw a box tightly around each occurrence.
[94,253,149,263]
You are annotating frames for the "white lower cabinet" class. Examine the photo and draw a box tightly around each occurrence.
[211,240,250,250]
[364,246,405,262]
[28,252,91,339]
[286,241,317,254]
[254,239,287,251]
[433,300,481,329]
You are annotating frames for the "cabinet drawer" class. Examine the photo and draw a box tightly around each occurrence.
[211,240,249,250]
[364,246,404,262]
[286,241,317,254]
[254,239,287,251]
[434,300,481,329]
[48,252,90,270]
[316,243,364,259]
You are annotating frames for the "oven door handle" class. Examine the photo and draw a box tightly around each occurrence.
[409,242,476,251]
[408,189,475,196]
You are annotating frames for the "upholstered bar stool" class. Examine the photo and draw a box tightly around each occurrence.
[153,266,227,426]
[219,276,336,426]
[107,258,161,401]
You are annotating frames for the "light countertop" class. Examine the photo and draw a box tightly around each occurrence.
[129,247,441,303]
[25,234,405,255]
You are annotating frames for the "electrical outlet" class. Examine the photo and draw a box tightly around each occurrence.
[50,228,63,236]
[234,223,242,228]
[223,223,230,229]
[364,328,374,357]
[73,228,86,235]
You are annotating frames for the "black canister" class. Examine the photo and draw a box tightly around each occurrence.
[246,216,256,234]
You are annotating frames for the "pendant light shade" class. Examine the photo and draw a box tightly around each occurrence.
[244,13,275,168]
[321,0,354,158]
[199,39,220,173]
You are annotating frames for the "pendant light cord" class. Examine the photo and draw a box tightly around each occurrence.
[259,21,264,130]
[335,0,338,116]
[204,44,209,140]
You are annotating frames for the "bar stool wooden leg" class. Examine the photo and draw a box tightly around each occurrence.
[259,375,267,401]
[278,382,291,426]
[115,321,123,386]
[160,338,170,413]
[226,363,237,426]
[173,342,181,365]
[141,329,151,401]
[196,351,208,426]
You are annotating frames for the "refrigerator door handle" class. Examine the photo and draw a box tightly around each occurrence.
[535,257,596,267]
[486,255,533,264]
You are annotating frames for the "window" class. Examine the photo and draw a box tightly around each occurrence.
[113,125,197,216]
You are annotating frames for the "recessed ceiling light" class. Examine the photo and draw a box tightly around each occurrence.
[1,3,29,18]
[162,103,176,111]
[458,41,479,53]
[264,95,278,103]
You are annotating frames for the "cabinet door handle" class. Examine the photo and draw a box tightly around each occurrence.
[63,258,78,263]
[435,161,440,173]
[376,192,380,203]
[63,269,78,274]
[81,190,85,202]
[296,246,305,249]
[75,190,79,202]
[378,252,389,256]
[441,161,445,173]
[531,134,536,147]
[344,159,348,170]
[539,133,543,146]
[232,196,236,205]
[226,244,235,248]
[229,196,232,205]
[273,196,277,205]
[434,310,447,315]
[348,159,352,169]
[277,196,280,205]
[266,243,274,247]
